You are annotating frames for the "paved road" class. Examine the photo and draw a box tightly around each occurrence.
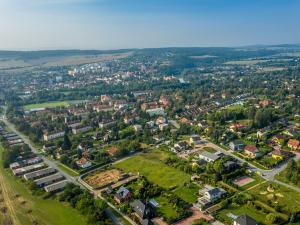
[2,116,78,184]
[203,138,300,193]
[1,115,136,225]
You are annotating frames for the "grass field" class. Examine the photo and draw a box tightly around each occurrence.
[217,205,268,225]
[114,150,199,203]
[224,59,269,65]
[57,163,79,177]
[0,145,87,225]
[247,181,300,213]
[24,100,88,110]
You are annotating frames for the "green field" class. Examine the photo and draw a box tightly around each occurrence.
[217,205,268,225]
[57,163,79,177]
[24,100,88,110]
[114,150,199,203]
[0,145,87,225]
[247,181,300,213]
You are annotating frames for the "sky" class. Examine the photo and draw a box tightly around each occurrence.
[0,0,300,50]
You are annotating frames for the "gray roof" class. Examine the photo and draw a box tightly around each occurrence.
[200,151,220,161]
[24,167,56,180]
[115,186,131,200]
[44,180,68,192]
[235,214,257,225]
[35,173,64,186]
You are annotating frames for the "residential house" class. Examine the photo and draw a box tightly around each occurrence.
[130,200,154,221]
[114,186,132,204]
[229,123,246,133]
[229,140,245,151]
[272,134,285,146]
[43,131,65,141]
[288,139,300,150]
[99,119,117,128]
[244,145,260,158]
[233,214,258,225]
[76,158,92,168]
[159,123,168,131]
[155,116,167,125]
[259,99,271,108]
[108,146,120,157]
[173,141,189,152]
[159,95,170,107]
[133,124,142,132]
[223,161,239,173]
[190,135,202,147]
[146,107,165,116]
[72,125,92,135]
[44,180,69,193]
[199,151,220,163]
[270,147,291,161]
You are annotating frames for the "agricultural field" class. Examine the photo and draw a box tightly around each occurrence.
[114,150,199,203]
[0,145,87,225]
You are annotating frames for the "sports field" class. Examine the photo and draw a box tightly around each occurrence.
[24,100,88,110]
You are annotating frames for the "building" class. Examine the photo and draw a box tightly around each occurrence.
[159,123,168,131]
[76,158,92,168]
[35,173,65,187]
[130,200,154,220]
[114,186,132,204]
[244,145,260,158]
[99,119,117,128]
[204,187,226,202]
[271,147,291,160]
[133,124,142,132]
[196,185,227,210]
[146,107,165,116]
[72,125,92,135]
[23,167,56,180]
[44,180,69,193]
[12,163,45,176]
[190,135,202,147]
[199,151,220,162]
[43,131,65,141]
[9,156,43,170]
[234,214,258,225]
[288,139,300,150]
[229,140,245,151]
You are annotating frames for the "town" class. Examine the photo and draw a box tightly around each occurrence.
[0,46,300,225]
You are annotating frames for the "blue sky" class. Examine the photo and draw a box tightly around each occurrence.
[0,0,299,50]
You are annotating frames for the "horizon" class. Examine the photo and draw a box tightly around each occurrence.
[1,0,300,50]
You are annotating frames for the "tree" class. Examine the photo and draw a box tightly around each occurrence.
[61,134,71,150]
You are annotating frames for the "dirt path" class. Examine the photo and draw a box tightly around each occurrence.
[0,169,21,225]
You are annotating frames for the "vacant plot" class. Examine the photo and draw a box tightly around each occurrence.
[247,181,300,213]
[84,169,122,188]
[233,176,254,187]
[115,150,199,203]
[0,145,87,225]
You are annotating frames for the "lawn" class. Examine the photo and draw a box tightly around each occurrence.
[217,205,268,225]
[247,181,300,213]
[57,163,79,177]
[0,145,87,225]
[24,101,70,110]
[156,196,178,219]
[24,100,88,110]
[114,150,199,203]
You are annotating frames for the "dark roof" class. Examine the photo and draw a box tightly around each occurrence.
[130,200,153,219]
[235,214,257,225]
[142,219,153,225]
[115,186,130,200]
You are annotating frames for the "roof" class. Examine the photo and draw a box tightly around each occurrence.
[234,214,257,225]
[35,173,64,186]
[44,180,68,192]
[131,200,146,218]
[199,151,220,161]
[244,145,258,153]
[288,139,300,147]
[115,186,131,200]
[108,146,119,156]
[24,167,56,180]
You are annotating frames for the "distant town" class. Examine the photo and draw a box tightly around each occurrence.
[1,46,300,225]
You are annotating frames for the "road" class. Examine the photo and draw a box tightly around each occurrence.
[203,138,300,193]
[1,115,135,225]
